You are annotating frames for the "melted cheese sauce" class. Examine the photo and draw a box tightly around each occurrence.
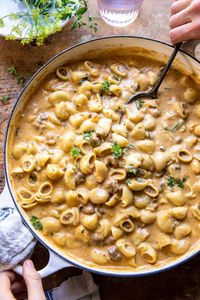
[8,55,200,271]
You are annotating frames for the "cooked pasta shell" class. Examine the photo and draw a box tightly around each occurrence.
[96,117,112,137]
[94,160,108,183]
[138,242,157,264]
[127,178,147,191]
[60,208,79,226]
[116,239,135,258]
[121,186,134,208]
[80,153,96,175]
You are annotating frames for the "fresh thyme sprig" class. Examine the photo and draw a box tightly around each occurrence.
[0,0,98,46]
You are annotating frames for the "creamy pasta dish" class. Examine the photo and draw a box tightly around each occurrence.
[8,54,200,271]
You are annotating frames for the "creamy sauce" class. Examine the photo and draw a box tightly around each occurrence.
[8,54,200,271]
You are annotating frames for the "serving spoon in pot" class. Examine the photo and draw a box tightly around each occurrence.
[120,42,182,122]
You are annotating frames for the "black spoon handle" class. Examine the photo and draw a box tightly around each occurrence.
[150,42,182,97]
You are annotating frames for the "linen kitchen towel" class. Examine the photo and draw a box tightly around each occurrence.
[0,207,36,271]
[45,271,100,300]
[0,207,101,300]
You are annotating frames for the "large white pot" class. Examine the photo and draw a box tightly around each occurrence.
[1,36,200,277]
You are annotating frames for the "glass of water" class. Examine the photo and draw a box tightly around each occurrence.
[97,0,144,27]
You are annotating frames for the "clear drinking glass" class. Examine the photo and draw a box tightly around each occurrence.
[97,0,144,27]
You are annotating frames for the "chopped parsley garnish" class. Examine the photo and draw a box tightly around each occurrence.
[79,76,89,85]
[167,176,176,187]
[125,178,131,185]
[30,216,43,230]
[88,16,98,32]
[83,131,94,141]
[112,143,123,159]
[167,176,188,189]
[17,77,25,85]
[127,166,140,176]
[164,121,185,132]
[0,95,10,104]
[135,99,144,110]
[177,176,188,188]
[7,66,17,76]
[7,66,26,85]
[101,80,111,93]
[71,147,81,158]
[114,75,121,82]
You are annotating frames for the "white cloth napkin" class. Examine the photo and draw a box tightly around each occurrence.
[0,207,100,300]
[0,207,36,271]
[45,272,100,300]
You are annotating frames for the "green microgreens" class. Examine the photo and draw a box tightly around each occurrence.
[30,216,43,230]
[0,0,98,46]
[164,121,185,132]
[83,131,94,141]
[71,147,81,158]
[111,143,123,159]
[17,77,25,85]
[7,66,17,76]
[101,80,111,93]
[135,99,144,110]
[167,176,188,189]
[88,15,98,32]
[7,66,26,85]
[0,95,10,104]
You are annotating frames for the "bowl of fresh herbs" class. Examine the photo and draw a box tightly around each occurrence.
[0,0,97,45]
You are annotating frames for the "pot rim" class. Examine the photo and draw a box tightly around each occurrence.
[4,35,200,277]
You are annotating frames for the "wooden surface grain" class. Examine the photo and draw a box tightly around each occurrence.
[1,0,200,299]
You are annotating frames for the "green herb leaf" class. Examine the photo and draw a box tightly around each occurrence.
[167,176,176,187]
[79,76,89,84]
[1,0,97,46]
[17,77,25,85]
[127,166,140,176]
[0,18,5,28]
[125,178,131,185]
[71,147,81,158]
[176,176,188,189]
[114,75,121,82]
[112,143,123,159]
[135,99,144,110]
[30,216,43,230]
[7,66,17,76]
[101,80,111,93]
[83,131,94,141]
[167,176,188,189]
[76,6,87,15]
[0,95,10,104]
[164,121,185,132]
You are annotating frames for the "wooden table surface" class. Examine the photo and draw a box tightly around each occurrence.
[1,1,200,299]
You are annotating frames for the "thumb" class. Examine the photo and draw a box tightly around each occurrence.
[23,260,45,300]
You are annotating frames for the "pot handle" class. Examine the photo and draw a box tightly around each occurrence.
[13,248,73,278]
[0,184,15,209]
[0,185,73,278]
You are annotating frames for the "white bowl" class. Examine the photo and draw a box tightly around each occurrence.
[0,0,74,40]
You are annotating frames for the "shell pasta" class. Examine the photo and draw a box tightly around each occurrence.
[8,53,200,272]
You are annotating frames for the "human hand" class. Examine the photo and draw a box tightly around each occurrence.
[169,0,200,44]
[0,260,45,300]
